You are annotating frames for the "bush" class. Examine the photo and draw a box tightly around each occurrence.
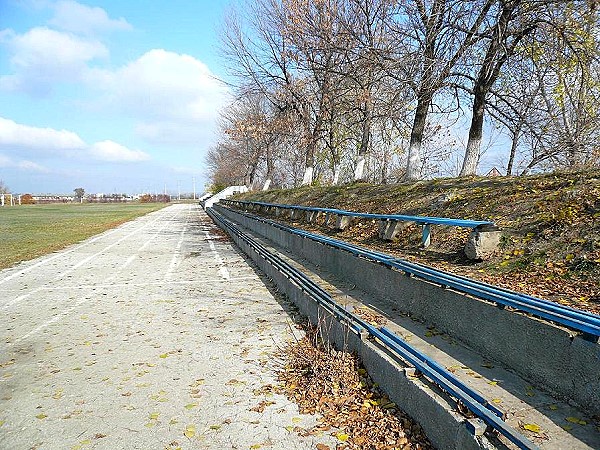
[139,194,171,203]
[21,194,35,204]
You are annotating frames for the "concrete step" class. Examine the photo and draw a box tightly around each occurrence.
[214,206,600,450]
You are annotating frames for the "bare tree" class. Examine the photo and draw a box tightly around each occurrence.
[334,0,401,180]
[212,0,600,187]
[399,0,492,180]
[460,1,557,176]
[484,1,600,174]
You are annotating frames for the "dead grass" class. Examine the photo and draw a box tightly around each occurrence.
[0,202,167,270]
[235,169,600,313]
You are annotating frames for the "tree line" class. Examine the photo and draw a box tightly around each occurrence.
[208,0,600,190]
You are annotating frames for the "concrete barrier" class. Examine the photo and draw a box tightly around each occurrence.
[378,219,410,241]
[202,185,248,208]
[214,205,600,417]
[216,208,497,450]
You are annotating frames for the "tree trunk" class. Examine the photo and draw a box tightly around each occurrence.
[354,99,372,181]
[381,147,389,184]
[302,97,323,185]
[333,166,341,185]
[506,128,520,176]
[301,166,314,185]
[354,156,366,181]
[461,1,532,177]
[264,141,274,190]
[302,138,316,185]
[460,86,486,176]
[405,92,432,180]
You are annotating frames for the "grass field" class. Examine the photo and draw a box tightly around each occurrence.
[0,202,168,270]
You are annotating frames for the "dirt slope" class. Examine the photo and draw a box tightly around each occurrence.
[235,169,600,314]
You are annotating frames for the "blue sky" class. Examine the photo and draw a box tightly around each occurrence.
[0,0,233,195]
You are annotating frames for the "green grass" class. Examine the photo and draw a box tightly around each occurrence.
[0,202,167,270]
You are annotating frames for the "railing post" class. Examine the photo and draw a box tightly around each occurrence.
[306,210,320,223]
[290,209,302,221]
[335,215,352,230]
[379,220,407,241]
[464,224,501,260]
[422,224,431,247]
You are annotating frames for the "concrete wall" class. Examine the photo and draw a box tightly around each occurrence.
[215,207,499,450]
[214,205,600,417]
[203,186,248,208]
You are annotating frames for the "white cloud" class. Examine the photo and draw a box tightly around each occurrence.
[91,49,231,146]
[0,26,108,95]
[0,154,50,172]
[17,159,50,172]
[89,140,150,162]
[49,0,133,35]
[0,117,86,151]
[0,28,14,43]
[0,117,150,163]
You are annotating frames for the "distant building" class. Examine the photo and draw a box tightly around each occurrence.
[485,167,502,177]
[87,193,133,203]
[32,195,75,204]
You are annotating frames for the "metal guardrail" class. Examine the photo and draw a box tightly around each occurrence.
[218,205,600,341]
[222,199,495,247]
[207,206,539,450]
[223,199,494,227]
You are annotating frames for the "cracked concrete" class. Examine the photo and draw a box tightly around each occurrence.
[0,204,336,450]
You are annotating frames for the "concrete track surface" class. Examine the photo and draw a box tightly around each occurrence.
[0,204,337,450]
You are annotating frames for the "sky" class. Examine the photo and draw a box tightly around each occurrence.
[0,0,234,195]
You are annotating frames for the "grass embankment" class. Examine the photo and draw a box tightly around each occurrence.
[236,169,600,313]
[0,202,167,270]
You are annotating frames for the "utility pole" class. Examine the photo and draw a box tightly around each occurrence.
[177,180,181,200]
[192,177,196,200]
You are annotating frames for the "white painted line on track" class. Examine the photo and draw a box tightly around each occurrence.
[50,210,178,282]
[8,275,259,343]
[7,205,249,343]
[6,291,36,308]
[105,255,137,283]
[164,205,191,282]
[121,254,137,270]
[203,230,230,280]
[103,206,186,284]
[0,207,170,287]
[0,220,137,287]
[7,276,259,292]
[1,207,179,309]
[10,297,90,346]
[14,275,256,292]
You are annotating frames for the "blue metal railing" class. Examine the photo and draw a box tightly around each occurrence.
[222,199,495,247]
[207,206,539,450]
[222,199,494,228]
[218,204,600,340]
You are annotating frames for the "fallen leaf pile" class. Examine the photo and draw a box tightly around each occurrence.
[353,308,387,327]
[277,325,434,450]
